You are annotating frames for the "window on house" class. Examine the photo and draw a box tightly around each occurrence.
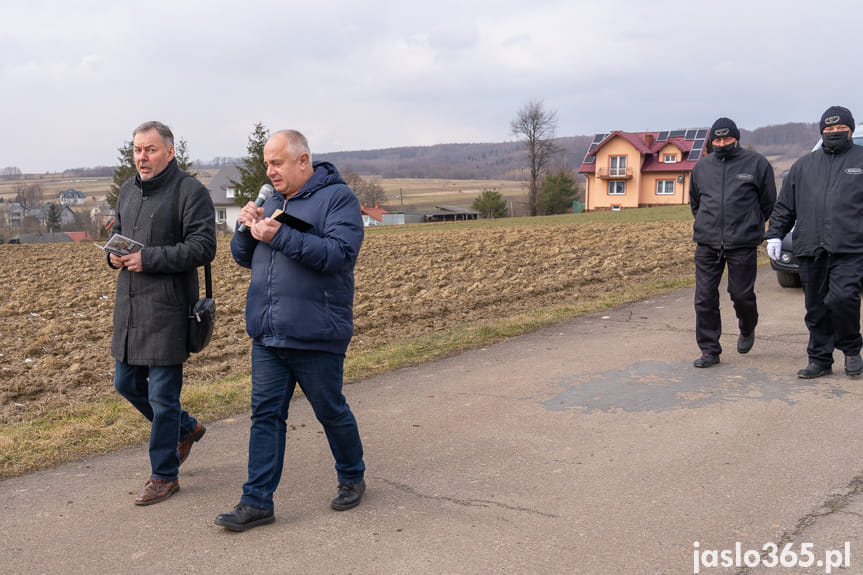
[609,155,626,177]
[225,187,235,199]
[663,154,677,163]
[216,208,226,223]
[608,181,626,195]
[656,180,675,195]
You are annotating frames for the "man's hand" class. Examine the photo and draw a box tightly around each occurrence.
[250,217,281,244]
[118,251,143,272]
[766,238,782,261]
[238,200,265,231]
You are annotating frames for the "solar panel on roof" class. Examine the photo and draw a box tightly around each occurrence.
[583,155,596,164]
[685,129,698,140]
[657,131,669,141]
[592,133,608,144]
[696,129,708,139]
[688,149,702,161]
[669,129,686,138]
[691,139,704,151]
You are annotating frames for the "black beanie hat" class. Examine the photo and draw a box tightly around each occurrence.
[820,106,855,133]
[709,117,740,142]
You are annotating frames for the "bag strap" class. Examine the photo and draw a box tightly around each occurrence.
[171,175,212,299]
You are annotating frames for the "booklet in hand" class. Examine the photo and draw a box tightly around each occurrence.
[271,209,312,232]
[96,233,144,257]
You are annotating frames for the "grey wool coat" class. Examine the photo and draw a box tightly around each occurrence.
[110,159,217,366]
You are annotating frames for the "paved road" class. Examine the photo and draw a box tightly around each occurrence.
[3,266,863,575]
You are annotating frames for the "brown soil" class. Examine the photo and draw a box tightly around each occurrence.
[0,221,694,421]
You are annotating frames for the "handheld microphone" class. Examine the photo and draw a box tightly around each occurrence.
[238,184,274,232]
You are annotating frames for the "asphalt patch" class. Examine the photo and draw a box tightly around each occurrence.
[540,360,848,413]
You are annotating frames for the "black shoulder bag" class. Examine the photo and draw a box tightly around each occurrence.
[172,177,215,353]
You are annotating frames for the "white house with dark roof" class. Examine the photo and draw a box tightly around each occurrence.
[58,188,86,206]
[206,165,243,232]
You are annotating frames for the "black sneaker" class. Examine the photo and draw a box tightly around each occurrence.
[693,354,720,368]
[737,332,755,354]
[330,480,366,511]
[214,503,275,531]
[797,362,832,379]
[845,354,863,376]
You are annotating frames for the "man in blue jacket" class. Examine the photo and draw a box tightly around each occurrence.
[689,117,776,367]
[216,129,365,531]
[767,105,863,379]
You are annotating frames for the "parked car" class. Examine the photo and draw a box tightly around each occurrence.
[770,127,863,288]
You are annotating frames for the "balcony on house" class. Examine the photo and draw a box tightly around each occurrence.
[597,166,633,179]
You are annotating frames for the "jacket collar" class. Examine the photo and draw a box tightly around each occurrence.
[136,159,179,194]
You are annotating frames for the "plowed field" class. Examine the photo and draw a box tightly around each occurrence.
[0,220,694,421]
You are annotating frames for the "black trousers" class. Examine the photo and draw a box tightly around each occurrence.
[694,244,758,356]
[797,253,863,366]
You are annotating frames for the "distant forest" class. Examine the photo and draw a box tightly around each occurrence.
[50,122,821,181]
[319,122,821,180]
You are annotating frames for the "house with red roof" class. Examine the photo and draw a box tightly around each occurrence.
[360,203,388,227]
[577,128,709,211]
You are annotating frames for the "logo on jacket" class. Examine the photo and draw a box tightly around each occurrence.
[846,168,863,175]
[825,115,842,126]
[736,173,753,180]
[714,128,730,137]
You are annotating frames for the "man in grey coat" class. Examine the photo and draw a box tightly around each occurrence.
[109,121,216,505]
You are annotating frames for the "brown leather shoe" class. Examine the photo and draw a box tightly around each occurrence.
[134,478,179,506]
[178,422,206,465]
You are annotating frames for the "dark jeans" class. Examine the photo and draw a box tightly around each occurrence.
[113,361,198,481]
[240,344,365,510]
[798,253,863,366]
[694,245,759,356]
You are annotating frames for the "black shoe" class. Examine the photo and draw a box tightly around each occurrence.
[214,504,275,531]
[693,354,720,368]
[797,362,832,379]
[330,480,366,511]
[845,354,863,376]
[737,332,755,354]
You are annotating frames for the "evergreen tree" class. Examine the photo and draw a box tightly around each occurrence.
[176,138,198,178]
[108,141,135,209]
[44,202,62,233]
[471,188,508,219]
[537,170,578,215]
[230,122,270,206]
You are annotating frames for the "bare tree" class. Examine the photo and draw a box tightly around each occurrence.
[511,100,560,216]
[343,171,388,207]
[14,183,43,210]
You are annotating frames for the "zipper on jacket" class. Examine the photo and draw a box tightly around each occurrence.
[719,156,726,261]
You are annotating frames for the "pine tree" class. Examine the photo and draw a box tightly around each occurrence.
[230,122,270,206]
[107,141,135,209]
[176,138,198,178]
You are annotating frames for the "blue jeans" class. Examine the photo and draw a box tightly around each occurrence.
[241,344,365,510]
[113,361,198,481]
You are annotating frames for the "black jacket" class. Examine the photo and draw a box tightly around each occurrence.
[767,139,863,256]
[690,146,776,250]
[110,159,217,365]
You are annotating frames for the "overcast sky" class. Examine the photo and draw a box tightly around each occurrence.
[2,0,860,173]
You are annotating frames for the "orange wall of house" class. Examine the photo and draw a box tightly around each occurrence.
[586,139,693,210]
[588,138,640,210]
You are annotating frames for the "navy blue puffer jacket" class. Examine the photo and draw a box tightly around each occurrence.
[230,162,364,354]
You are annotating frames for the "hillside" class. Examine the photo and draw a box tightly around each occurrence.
[315,123,821,180]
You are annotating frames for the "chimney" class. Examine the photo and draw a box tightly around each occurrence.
[644,133,654,147]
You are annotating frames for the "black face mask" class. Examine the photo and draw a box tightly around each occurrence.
[714,142,737,159]
[822,130,851,152]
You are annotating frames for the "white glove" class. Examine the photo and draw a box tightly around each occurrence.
[766,238,782,261]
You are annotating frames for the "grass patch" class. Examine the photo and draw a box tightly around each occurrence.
[0,272,693,480]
